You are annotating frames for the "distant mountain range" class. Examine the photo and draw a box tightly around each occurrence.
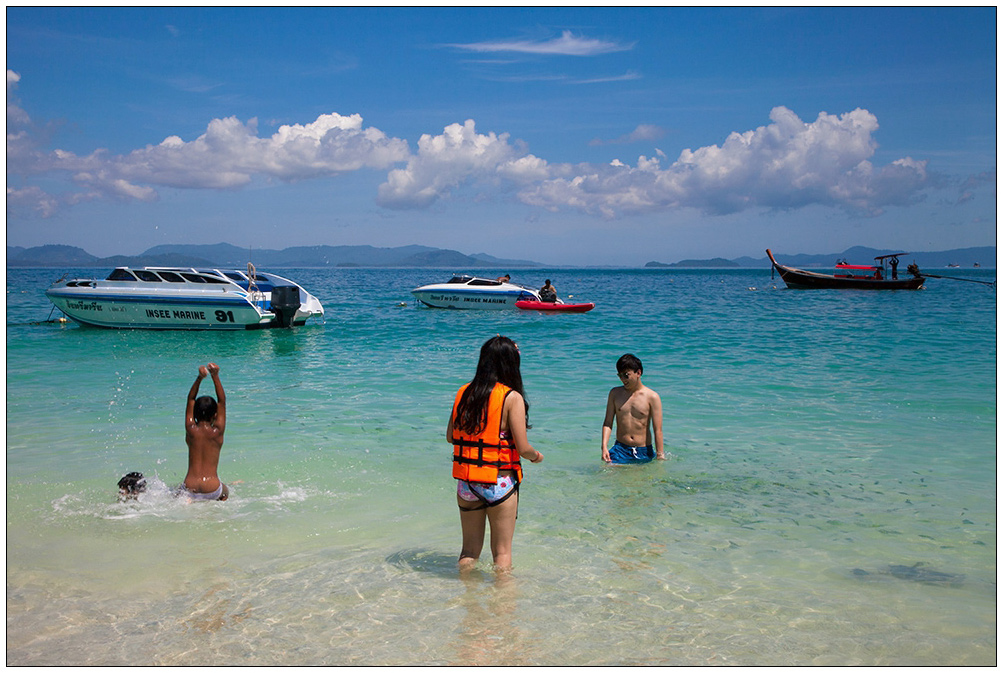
[5,242,995,269]
[5,243,541,269]
[646,246,996,269]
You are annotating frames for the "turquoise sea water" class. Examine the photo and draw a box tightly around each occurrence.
[6,266,996,665]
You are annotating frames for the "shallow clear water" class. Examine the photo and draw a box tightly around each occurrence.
[6,266,996,665]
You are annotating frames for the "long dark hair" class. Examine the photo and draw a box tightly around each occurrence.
[455,335,530,434]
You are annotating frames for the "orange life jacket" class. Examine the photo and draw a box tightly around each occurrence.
[451,382,523,484]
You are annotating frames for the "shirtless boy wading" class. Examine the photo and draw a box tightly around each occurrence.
[184,363,229,500]
[601,354,665,464]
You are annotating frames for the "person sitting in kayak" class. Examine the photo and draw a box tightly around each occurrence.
[539,279,557,303]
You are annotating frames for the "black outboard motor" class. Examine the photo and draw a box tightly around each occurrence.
[270,286,301,328]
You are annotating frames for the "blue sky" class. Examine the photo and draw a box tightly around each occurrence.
[6,7,996,265]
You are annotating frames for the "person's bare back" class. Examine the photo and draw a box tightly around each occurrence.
[183,363,229,500]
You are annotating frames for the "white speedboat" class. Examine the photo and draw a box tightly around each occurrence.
[412,274,541,309]
[45,266,324,330]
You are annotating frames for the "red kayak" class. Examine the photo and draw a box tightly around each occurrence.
[515,299,595,313]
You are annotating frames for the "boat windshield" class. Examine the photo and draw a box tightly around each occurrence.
[179,272,230,284]
[194,270,235,284]
[106,269,137,281]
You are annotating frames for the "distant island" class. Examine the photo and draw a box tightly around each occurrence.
[5,242,996,269]
[646,245,996,269]
[646,257,739,268]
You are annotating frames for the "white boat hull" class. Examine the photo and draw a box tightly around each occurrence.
[412,285,537,310]
[46,288,274,329]
[45,267,324,330]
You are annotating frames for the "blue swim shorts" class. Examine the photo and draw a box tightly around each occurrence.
[608,442,655,464]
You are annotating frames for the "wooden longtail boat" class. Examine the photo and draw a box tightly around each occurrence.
[766,249,925,290]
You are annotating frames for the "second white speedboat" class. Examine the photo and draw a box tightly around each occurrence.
[412,274,541,309]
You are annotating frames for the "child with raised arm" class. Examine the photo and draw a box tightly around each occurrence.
[182,363,229,501]
[601,354,665,464]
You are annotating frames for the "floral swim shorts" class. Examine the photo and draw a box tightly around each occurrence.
[457,473,518,509]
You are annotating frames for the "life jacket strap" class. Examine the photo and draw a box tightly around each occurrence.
[453,436,519,470]
[453,454,520,468]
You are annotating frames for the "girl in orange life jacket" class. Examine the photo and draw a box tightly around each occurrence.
[447,335,543,572]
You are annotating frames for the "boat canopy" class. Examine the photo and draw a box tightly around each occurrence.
[105,267,231,284]
[874,253,907,261]
[446,275,504,286]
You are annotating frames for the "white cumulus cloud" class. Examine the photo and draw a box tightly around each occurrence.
[7,68,935,223]
[519,106,930,217]
[376,119,547,209]
[7,70,41,165]
[7,69,410,217]
[66,113,409,196]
